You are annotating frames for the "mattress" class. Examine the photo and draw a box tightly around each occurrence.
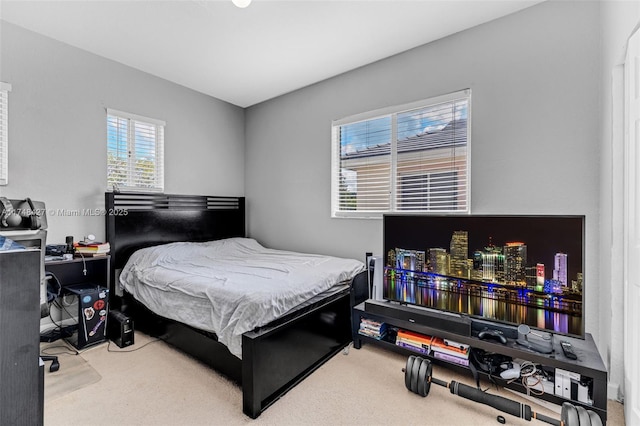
[119,237,365,358]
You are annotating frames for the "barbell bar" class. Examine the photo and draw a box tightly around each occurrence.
[402,355,603,426]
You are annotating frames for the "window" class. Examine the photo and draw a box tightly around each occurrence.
[0,82,11,186]
[399,171,458,210]
[331,90,470,217]
[107,109,165,192]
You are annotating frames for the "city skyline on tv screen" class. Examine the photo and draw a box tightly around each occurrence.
[383,215,585,337]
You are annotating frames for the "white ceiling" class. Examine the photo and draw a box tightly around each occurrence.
[0,0,542,107]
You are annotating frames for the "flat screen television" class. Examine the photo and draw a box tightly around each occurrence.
[383,214,585,338]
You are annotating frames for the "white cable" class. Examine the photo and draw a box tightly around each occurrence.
[78,252,87,275]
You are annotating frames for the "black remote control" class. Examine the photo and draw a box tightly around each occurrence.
[560,340,577,360]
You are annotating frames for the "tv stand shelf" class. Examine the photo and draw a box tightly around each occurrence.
[352,300,608,424]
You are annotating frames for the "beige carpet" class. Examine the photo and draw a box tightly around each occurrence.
[43,333,625,425]
[40,342,101,402]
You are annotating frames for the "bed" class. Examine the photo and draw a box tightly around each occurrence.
[105,192,369,418]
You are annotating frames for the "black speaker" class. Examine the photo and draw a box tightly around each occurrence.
[107,310,134,348]
[364,299,472,337]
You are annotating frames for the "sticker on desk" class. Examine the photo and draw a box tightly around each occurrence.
[84,307,95,321]
[89,317,105,337]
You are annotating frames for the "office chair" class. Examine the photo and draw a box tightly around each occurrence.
[40,273,61,373]
[40,355,60,372]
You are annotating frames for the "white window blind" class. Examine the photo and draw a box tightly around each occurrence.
[0,82,12,186]
[107,108,165,192]
[331,90,470,217]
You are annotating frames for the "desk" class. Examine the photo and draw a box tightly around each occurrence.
[45,255,110,289]
[45,256,110,349]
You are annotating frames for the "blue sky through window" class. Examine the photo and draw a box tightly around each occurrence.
[340,99,468,157]
[107,117,157,160]
[107,116,128,159]
[340,117,390,156]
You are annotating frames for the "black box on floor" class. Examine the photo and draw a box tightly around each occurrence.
[107,309,134,348]
[64,284,109,349]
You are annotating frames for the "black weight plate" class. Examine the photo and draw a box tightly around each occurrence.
[561,402,579,426]
[405,356,415,391]
[410,356,422,394]
[417,357,429,397]
[576,406,590,425]
[424,360,432,396]
[587,410,603,426]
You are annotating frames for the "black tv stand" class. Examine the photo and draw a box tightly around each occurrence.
[352,299,608,424]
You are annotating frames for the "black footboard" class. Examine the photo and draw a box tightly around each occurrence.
[242,269,367,417]
[242,289,351,417]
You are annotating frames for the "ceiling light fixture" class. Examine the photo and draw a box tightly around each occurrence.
[232,0,252,8]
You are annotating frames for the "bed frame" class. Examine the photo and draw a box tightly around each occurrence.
[105,192,368,418]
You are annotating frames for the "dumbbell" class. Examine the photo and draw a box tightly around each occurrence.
[403,355,603,426]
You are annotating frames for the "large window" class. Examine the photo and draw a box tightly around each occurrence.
[0,82,11,186]
[107,109,165,192]
[331,90,470,217]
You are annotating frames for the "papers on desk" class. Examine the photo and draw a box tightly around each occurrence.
[0,235,26,251]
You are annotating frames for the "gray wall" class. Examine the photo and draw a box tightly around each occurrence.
[0,21,245,244]
[246,1,600,259]
[245,0,604,368]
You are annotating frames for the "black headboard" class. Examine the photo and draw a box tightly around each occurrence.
[105,192,245,291]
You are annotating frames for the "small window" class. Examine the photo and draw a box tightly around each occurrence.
[331,90,470,217]
[0,82,12,186]
[107,109,165,192]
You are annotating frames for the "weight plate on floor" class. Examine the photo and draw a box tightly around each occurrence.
[587,410,603,426]
[410,356,422,394]
[405,356,416,391]
[561,402,579,426]
[576,406,591,425]
[417,357,429,397]
[424,359,432,397]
